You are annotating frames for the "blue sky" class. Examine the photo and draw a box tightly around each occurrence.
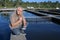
[22,0,60,2]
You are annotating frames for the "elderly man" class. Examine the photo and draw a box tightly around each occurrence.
[10,7,27,35]
[10,7,27,40]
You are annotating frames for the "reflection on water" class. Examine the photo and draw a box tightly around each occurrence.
[0,13,9,23]
[0,11,51,23]
[0,11,60,40]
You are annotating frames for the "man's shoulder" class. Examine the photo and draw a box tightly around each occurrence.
[10,11,16,17]
[10,11,19,20]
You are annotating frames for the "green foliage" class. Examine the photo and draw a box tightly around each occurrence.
[0,0,60,8]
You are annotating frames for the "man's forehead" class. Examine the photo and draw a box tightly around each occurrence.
[17,7,22,10]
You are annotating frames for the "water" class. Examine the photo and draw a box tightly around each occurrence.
[0,11,60,40]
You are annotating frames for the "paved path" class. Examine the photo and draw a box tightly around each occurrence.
[11,34,26,40]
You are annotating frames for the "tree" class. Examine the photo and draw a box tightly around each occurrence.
[55,1,59,7]
[15,0,22,7]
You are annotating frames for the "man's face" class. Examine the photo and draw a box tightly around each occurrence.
[17,7,23,16]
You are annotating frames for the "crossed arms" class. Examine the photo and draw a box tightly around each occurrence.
[10,15,27,27]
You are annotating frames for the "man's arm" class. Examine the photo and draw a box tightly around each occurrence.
[10,16,22,27]
[22,16,27,27]
[12,18,22,27]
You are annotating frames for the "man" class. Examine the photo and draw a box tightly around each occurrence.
[10,7,27,35]
[10,7,27,40]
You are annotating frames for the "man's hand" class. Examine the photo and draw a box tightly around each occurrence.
[22,20,27,30]
[19,17,23,24]
[11,17,22,27]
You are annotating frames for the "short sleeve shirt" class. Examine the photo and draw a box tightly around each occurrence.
[10,11,22,28]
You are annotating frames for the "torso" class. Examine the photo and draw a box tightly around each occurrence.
[10,11,22,28]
